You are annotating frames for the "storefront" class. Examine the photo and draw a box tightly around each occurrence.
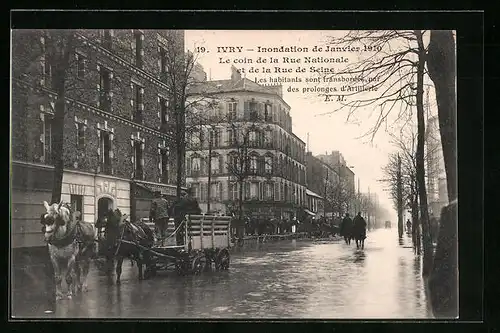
[130,180,180,222]
[59,170,130,224]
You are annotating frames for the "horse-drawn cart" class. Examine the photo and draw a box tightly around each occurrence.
[142,214,232,276]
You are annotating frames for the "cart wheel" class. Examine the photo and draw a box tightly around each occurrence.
[216,249,230,271]
[191,253,207,275]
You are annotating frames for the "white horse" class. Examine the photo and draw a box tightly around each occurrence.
[42,201,96,300]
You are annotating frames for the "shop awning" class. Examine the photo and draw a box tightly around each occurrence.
[303,209,316,216]
[134,180,182,197]
[306,189,323,200]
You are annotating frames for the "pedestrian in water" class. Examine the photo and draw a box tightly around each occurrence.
[149,190,170,246]
[352,212,367,249]
[340,213,353,245]
[406,219,412,234]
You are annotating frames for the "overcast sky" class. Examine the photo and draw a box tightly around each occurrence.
[185,30,438,221]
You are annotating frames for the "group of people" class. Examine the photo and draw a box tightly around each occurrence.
[339,212,368,249]
[148,188,201,246]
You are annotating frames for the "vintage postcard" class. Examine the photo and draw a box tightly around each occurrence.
[10,28,458,319]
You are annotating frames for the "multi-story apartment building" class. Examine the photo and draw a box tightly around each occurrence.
[11,29,184,250]
[185,66,307,221]
[305,152,339,217]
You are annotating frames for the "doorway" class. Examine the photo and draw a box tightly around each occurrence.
[97,197,114,221]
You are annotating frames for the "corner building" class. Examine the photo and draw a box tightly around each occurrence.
[11,29,183,250]
[185,67,307,221]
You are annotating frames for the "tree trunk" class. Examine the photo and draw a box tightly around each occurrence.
[50,77,65,204]
[415,30,434,277]
[397,154,404,238]
[175,101,186,200]
[426,30,458,318]
[238,180,244,238]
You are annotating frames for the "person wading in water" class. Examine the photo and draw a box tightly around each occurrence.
[340,213,353,245]
[149,191,170,247]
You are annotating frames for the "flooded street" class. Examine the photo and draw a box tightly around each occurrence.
[12,228,432,319]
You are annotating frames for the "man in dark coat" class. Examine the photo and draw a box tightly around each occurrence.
[150,191,170,246]
[352,212,367,248]
[340,213,353,245]
[170,188,202,246]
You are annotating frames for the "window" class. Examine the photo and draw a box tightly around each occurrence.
[76,54,86,78]
[250,183,259,199]
[249,101,258,120]
[264,129,272,147]
[191,131,201,147]
[265,156,272,173]
[264,104,272,122]
[210,156,219,174]
[249,131,257,145]
[70,195,83,215]
[209,129,219,148]
[192,183,200,200]
[159,46,167,74]
[160,148,169,183]
[265,183,273,200]
[160,97,169,125]
[77,122,85,150]
[229,182,239,201]
[249,155,258,173]
[132,83,143,123]
[228,154,238,171]
[135,31,144,68]
[100,132,111,173]
[192,157,201,172]
[99,67,111,111]
[227,128,237,145]
[228,102,237,120]
[210,182,220,200]
[134,141,143,179]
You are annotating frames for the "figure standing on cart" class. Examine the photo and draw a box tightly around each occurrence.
[170,188,202,246]
[149,190,170,247]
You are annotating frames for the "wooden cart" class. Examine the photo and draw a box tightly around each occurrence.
[144,214,232,276]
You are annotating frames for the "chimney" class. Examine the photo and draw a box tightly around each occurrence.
[230,65,242,82]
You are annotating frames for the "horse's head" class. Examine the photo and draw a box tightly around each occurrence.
[42,200,72,241]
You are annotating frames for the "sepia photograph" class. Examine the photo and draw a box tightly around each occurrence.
[10,27,459,319]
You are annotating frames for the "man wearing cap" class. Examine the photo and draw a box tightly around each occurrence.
[170,188,201,246]
[150,190,169,246]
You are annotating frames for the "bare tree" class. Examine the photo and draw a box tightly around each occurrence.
[318,30,436,275]
[225,114,274,231]
[426,30,458,318]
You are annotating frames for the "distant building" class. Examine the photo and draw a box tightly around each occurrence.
[305,152,339,217]
[185,66,307,220]
[305,189,323,219]
[316,151,356,213]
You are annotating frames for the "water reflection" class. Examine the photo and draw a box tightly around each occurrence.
[13,229,431,319]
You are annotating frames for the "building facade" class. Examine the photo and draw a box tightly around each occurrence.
[305,152,339,217]
[11,29,184,249]
[185,67,307,221]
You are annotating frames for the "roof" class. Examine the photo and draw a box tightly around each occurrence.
[306,189,323,199]
[187,78,291,109]
[134,180,184,197]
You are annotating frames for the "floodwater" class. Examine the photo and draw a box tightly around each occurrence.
[11,228,432,319]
